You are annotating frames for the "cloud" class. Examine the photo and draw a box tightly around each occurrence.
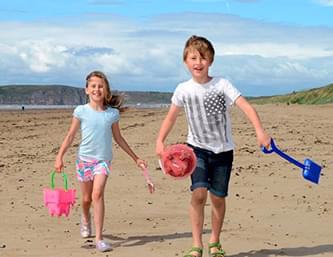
[0,12,333,95]
[186,0,258,2]
[18,41,69,73]
[0,8,28,14]
[186,0,228,2]
[88,0,125,5]
[218,43,332,59]
[314,0,333,6]
[212,54,333,95]
[232,0,258,2]
[65,47,115,57]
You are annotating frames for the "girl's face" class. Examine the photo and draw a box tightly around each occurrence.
[184,48,212,84]
[85,76,105,104]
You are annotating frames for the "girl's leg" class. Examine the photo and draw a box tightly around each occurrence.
[91,174,108,242]
[80,181,93,224]
[189,188,208,251]
[209,193,226,252]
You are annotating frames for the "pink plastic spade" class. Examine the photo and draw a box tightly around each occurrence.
[142,167,155,193]
[159,144,197,179]
[43,172,76,217]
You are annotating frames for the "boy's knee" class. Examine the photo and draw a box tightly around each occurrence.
[191,189,208,206]
[210,194,226,208]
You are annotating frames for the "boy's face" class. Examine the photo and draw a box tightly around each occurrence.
[184,48,212,83]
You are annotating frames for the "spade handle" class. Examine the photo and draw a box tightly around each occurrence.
[262,138,305,169]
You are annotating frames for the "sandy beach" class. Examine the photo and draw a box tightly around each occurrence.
[0,104,332,257]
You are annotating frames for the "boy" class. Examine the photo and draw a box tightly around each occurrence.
[156,35,270,257]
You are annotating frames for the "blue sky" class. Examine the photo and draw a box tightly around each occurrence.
[0,0,333,96]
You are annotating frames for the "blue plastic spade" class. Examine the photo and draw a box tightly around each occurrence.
[262,138,322,184]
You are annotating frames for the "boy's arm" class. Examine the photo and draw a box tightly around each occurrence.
[155,104,181,157]
[235,96,270,148]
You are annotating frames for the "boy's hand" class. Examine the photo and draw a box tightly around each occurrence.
[155,140,165,158]
[256,130,271,149]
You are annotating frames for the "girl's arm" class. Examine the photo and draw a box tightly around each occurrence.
[155,104,181,157]
[112,122,146,168]
[54,117,80,172]
[235,96,271,147]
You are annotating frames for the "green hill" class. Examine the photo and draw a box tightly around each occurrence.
[250,83,333,105]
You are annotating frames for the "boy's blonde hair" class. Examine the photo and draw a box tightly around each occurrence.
[183,35,215,63]
[85,70,124,109]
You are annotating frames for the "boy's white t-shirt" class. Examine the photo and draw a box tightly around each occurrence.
[171,77,241,153]
[73,104,120,161]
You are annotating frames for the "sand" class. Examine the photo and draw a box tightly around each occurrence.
[0,104,332,257]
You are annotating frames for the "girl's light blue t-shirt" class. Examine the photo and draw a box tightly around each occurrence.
[73,104,120,161]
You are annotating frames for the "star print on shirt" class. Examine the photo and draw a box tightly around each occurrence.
[203,90,226,116]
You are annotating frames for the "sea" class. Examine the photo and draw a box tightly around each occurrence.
[0,103,170,111]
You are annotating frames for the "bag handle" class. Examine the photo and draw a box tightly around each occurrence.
[50,171,68,191]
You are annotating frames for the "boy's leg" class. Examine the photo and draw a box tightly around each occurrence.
[209,193,226,244]
[92,174,108,241]
[189,188,208,251]
[208,150,233,255]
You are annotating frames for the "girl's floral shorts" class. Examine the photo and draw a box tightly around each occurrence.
[76,159,111,182]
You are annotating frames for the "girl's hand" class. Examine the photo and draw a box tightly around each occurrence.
[137,159,155,194]
[54,156,64,173]
[136,158,147,169]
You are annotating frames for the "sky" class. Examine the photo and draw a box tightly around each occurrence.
[0,0,333,96]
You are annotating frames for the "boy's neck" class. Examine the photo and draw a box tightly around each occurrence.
[192,76,212,85]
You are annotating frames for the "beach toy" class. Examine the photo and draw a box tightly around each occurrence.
[262,138,322,184]
[142,167,155,193]
[43,172,76,217]
[159,144,197,179]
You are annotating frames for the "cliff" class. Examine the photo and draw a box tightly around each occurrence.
[0,85,173,106]
[0,85,86,105]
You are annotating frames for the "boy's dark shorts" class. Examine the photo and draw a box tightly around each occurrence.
[188,144,233,197]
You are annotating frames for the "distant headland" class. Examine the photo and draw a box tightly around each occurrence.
[0,83,332,106]
[0,85,173,106]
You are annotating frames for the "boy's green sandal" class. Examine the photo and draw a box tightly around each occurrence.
[208,242,225,257]
[183,246,203,257]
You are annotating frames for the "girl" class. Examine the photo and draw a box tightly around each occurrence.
[55,71,146,252]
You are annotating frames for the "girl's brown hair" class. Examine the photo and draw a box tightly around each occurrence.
[183,35,215,63]
[85,71,124,109]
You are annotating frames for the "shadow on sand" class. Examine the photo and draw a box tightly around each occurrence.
[80,230,197,250]
[226,244,333,257]
[83,232,333,256]
[104,230,197,247]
